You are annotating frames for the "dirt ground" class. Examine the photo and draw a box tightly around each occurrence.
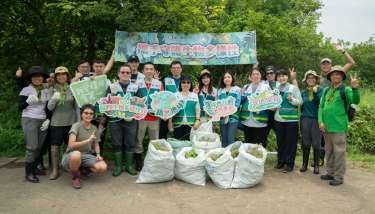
[0,158,374,214]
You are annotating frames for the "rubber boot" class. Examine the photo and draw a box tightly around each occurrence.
[313,148,320,174]
[25,162,39,183]
[49,145,60,180]
[35,156,47,176]
[71,170,81,189]
[112,152,123,177]
[124,152,138,175]
[300,146,310,172]
[134,153,143,171]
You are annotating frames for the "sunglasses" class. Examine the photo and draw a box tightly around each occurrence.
[83,111,94,115]
[181,81,191,84]
[266,72,274,75]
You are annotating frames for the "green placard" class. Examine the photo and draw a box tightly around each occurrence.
[70,75,108,107]
[203,96,237,121]
[247,89,283,112]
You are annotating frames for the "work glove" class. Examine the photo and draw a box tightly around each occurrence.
[40,119,50,131]
[26,94,39,105]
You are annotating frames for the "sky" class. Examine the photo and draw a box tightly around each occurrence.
[318,0,375,44]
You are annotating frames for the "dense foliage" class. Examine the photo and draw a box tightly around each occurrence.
[0,0,374,155]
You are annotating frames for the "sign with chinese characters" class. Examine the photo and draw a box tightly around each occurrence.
[115,31,257,65]
[203,96,237,121]
[247,89,283,112]
[97,94,148,120]
[70,75,108,107]
[149,91,184,120]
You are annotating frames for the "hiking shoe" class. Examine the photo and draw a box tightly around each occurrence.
[329,179,343,186]
[320,174,334,180]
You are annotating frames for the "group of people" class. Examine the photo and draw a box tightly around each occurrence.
[17,44,359,188]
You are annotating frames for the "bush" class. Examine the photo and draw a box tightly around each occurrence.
[348,104,375,154]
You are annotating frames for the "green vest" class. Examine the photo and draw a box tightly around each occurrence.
[107,82,139,122]
[239,84,269,123]
[173,92,198,128]
[217,86,241,122]
[138,79,162,109]
[278,84,300,121]
[164,77,178,92]
[198,87,217,118]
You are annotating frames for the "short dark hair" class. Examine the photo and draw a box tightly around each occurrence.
[92,59,105,65]
[143,62,155,68]
[77,60,89,67]
[219,71,235,88]
[179,75,193,92]
[80,104,96,116]
[170,60,182,68]
[275,69,289,79]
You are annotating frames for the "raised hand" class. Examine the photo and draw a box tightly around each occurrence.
[350,73,359,88]
[335,44,345,53]
[154,69,160,80]
[16,67,23,77]
[289,67,297,81]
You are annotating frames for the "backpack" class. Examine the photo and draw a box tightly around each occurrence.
[323,84,356,121]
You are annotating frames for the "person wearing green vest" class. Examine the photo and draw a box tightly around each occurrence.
[319,65,360,186]
[274,69,303,173]
[240,68,270,148]
[170,75,200,140]
[159,61,183,139]
[107,65,139,176]
[195,69,217,122]
[217,71,242,147]
[299,70,323,174]
[136,62,164,171]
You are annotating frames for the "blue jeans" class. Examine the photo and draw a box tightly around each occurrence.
[220,122,238,148]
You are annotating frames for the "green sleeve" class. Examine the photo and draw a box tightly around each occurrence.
[345,87,360,105]
[352,88,360,105]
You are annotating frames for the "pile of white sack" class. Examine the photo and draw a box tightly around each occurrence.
[136,121,267,188]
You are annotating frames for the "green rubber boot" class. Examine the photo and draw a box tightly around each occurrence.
[124,152,138,176]
[112,152,122,177]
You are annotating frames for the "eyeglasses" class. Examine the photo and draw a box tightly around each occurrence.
[181,81,191,84]
[120,71,131,74]
[83,111,94,115]
[266,72,274,75]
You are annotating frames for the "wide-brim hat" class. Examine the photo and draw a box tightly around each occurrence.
[302,70,320,83]
[55,66,69,74]
[27,66,48,80]
[200,69,211,77]
[327,65,346,81]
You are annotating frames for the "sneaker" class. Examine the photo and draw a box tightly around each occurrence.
[320,174,334,180]
[329,179,343,186]
[72,177,81,189]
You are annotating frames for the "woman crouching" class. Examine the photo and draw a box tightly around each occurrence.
[61,104,107,189]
